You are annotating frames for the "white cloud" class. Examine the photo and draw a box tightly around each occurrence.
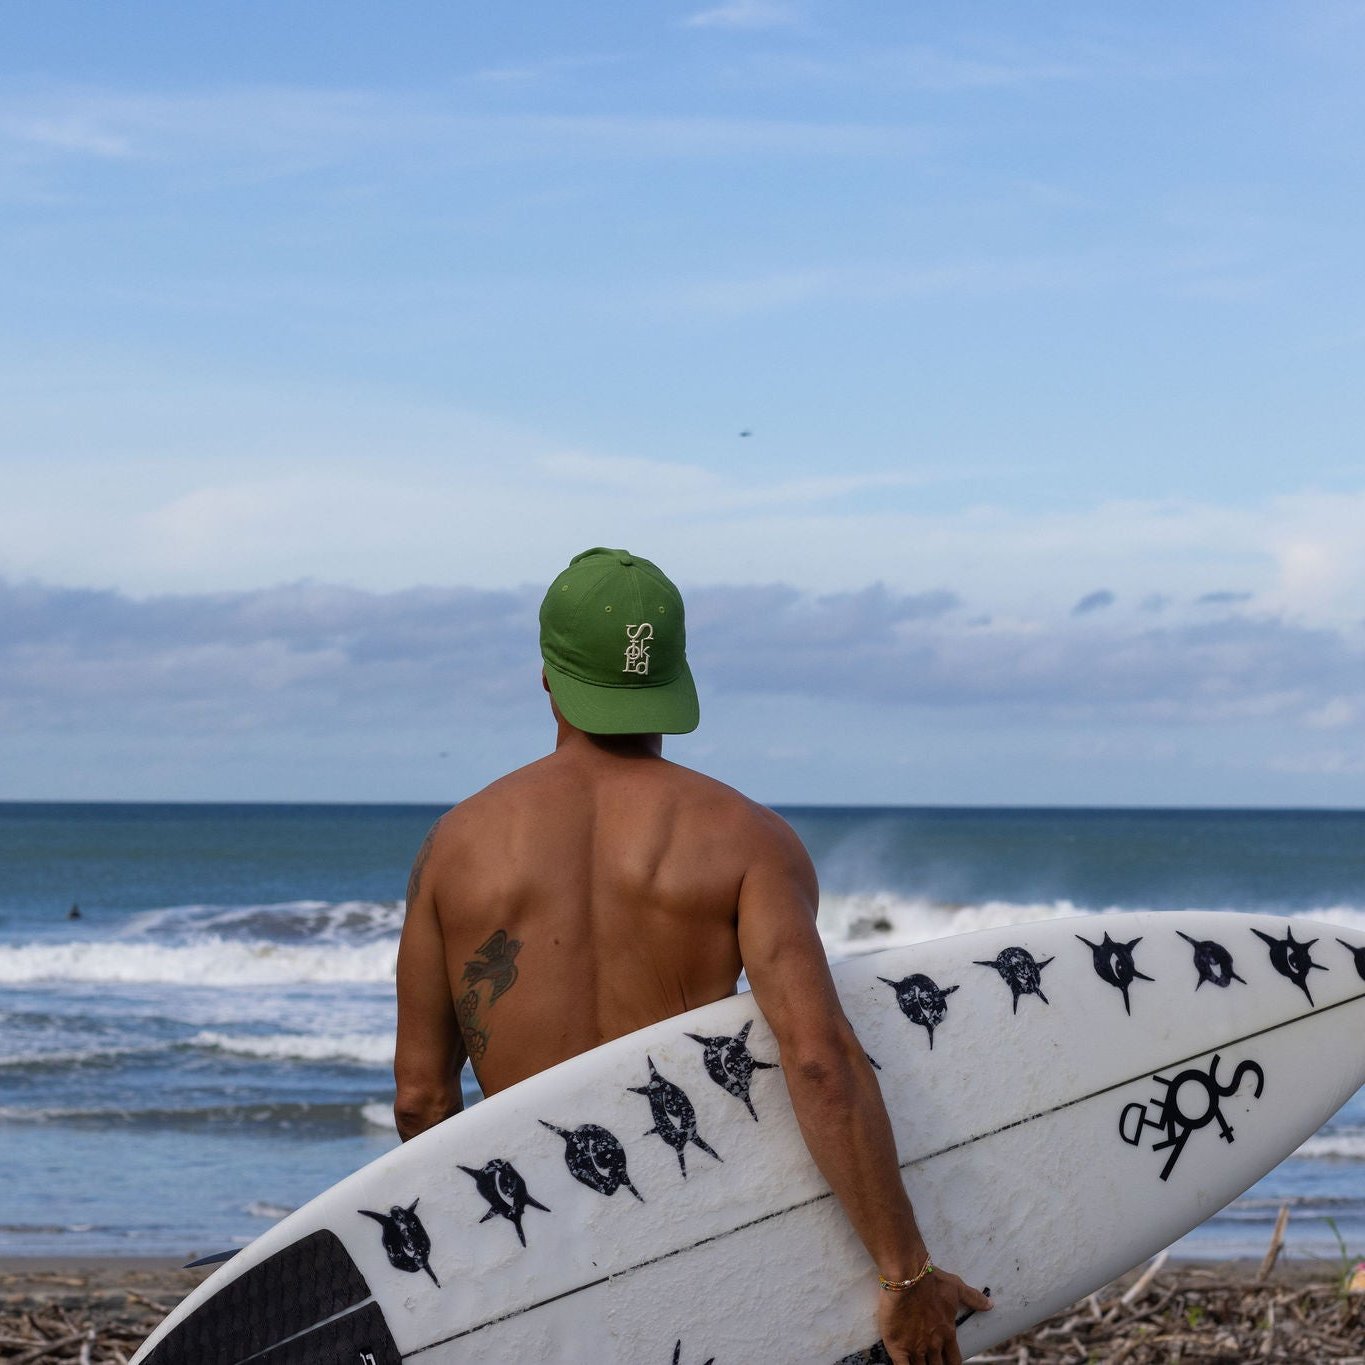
[0,84,926,187]
[0,115,133,158]
[1302,698,1360,731]
[684,1,802,31]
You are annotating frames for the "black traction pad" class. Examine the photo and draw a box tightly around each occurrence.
[253,1302,401,1365]
[142,1228,379,1365]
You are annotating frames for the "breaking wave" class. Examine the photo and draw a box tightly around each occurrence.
[191,1030,394,1066]
[0,938,397,986]
[817,894,1365,958]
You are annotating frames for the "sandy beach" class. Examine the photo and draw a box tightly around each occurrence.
[2,1254,1360,1363]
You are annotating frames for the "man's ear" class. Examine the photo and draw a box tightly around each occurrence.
[541,669,551,694]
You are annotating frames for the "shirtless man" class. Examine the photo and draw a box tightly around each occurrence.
[394,547,990,1365]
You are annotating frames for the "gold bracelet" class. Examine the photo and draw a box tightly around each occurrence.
[878,1256,934,1292]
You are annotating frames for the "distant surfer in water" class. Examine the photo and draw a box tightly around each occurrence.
[395,547,991,1365]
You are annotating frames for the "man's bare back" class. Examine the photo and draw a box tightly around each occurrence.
[401,730,783,1098]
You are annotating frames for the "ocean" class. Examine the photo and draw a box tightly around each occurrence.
[1,802,1362,1263]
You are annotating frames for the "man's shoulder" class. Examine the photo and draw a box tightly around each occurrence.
[663,763,806,850]
[433,757,557,834]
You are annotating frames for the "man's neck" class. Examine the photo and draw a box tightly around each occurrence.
[554,720,663,759]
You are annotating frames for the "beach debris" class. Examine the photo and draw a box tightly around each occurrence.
[5,1253,1364,1364]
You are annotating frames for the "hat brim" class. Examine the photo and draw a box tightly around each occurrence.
[544,660,699,736]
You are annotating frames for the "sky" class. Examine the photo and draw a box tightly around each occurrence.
[2,1,1364,806]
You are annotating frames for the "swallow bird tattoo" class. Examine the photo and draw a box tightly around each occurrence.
[462,929,522,1003]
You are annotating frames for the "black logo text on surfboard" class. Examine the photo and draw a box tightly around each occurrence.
[1119,1053,1266,1181]
[458,1159,550,1247]
[1077,932,1153,1015]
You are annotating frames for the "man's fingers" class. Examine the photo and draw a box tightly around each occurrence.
[964,1283,993,1309]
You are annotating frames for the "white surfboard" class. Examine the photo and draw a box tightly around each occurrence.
[132,912,1365,1364]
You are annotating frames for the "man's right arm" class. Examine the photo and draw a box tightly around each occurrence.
[394,818,467,1141]
[735,810,990,1365]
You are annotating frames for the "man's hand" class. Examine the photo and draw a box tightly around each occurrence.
[876,1269,992,1365]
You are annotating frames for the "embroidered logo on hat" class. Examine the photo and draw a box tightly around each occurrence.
[624,623,653,675]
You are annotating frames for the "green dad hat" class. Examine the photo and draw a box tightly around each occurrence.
[540,547,699,735]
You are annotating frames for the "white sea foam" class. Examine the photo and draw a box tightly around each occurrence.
[0,937,398,987]
[125,899,404,944]
[817,893,1090,958]
[192,1030,394,1066]
[0,1043,146,1069]
[361,1102,397,1131]
[245,1200,296,1220]
[1295,1130,1365,1161]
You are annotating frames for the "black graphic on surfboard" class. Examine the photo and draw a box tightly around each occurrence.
[1339,938,1365,980]
[878,972,958,1049]
[358,1199,440,1285]
[1076,932,1153,1015]
[865,1052,882,1071]
[629,1057,722,1177]
[1252,925,1328,1004]
[671,1341,715,1365]
[462,929,522,1003]
[1176,932,1246,990]
[835,1345,892,1364]
[458,1159,550,1247]
[1119,1052,1265,1181]
[686,1020,778,1120]
[540,1121,644,1201]
[974,946,1053,1013]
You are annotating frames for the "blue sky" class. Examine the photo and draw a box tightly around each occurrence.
[2,2,1363,805]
